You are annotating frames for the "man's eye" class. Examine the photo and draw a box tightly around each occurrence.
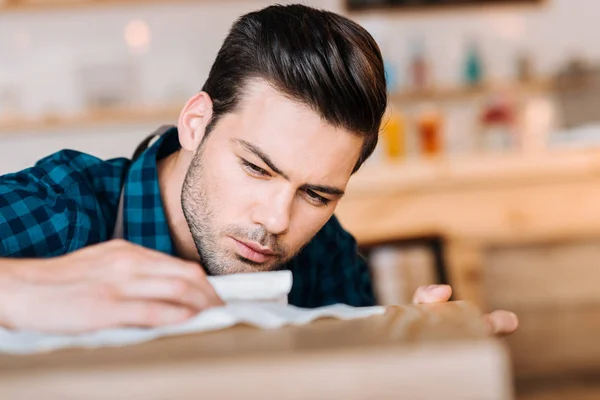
[241,160,269,177]
[305,190,330,206]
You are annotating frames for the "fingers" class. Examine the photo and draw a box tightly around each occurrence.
[482,310,519,336]
[114,301,195,328]
[135,258,208,284]
[125,250,224,307]
[117,278,223,312]
[412,284,452,304]
[113,240,208,284]
[411,284,519,337]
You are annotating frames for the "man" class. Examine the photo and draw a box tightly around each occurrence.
[0,4,517,335]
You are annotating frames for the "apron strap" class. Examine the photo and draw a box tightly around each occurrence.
[112,191,126,240]
[111,125,175,240]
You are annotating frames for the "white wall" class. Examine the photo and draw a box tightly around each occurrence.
[0,124,163,173]
[0,0,598,174]
[0,0,339,119]
[0,0,339,174]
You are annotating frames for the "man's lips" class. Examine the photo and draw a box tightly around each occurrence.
[231,238,276,263]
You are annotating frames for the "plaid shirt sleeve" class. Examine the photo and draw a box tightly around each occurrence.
[287,215,376,308]
[0,150,126,258]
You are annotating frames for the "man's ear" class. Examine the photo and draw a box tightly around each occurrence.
[177,91,214,152]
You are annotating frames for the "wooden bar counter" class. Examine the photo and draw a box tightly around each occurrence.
[0,302,513,399]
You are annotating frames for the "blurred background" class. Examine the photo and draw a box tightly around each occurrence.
[2,0,600,398]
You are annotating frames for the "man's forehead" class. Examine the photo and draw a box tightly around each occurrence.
[229,83,359,140]
[217,79,363,177]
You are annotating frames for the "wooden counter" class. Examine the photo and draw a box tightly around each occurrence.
[0,302,513,400]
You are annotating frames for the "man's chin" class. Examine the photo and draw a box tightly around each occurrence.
[230,258,282,274]
[206,258,282,276]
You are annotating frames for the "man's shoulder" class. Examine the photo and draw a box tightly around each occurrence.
[0,150,132,257]
[1,149,128,194]
[24,149,133,230]
[30,149,129,189]
[2,149,130,200]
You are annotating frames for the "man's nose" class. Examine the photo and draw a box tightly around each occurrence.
[251,188,293,236]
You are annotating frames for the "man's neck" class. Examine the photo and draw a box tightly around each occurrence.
[156,150,199,261]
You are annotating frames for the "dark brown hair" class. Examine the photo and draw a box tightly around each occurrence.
[201,4,387,172]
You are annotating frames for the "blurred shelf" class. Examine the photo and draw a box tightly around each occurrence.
[0,0,208,13]
[346,0,548,16]
[337,147,600,245]
[389,79,554,104]
[0,80,557,132]
[346,147,600,196]
[0,104,182,134]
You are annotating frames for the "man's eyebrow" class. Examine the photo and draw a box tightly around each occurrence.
[233,139,288,179]
[232,138,345,196]
[301,184,345,197]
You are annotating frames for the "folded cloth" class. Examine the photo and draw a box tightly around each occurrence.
[0,271,385,355]
[208,270,293,303]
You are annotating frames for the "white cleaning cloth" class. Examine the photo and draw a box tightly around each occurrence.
[0,270,385,355]
[207,270,293,303]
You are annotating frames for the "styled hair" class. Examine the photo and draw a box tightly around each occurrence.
[201,4,387,172]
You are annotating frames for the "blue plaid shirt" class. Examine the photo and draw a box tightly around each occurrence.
[0,127,375,308]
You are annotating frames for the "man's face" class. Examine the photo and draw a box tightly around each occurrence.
[181,81,363,275]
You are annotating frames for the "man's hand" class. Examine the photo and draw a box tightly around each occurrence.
[412,284,519,336]
[0,239,223,333]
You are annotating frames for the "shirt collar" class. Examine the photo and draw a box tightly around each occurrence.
[122,126,181,256]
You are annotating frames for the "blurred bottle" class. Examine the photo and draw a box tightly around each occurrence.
[417,107,444,157]
[463,39,484,86]
[477,95,516,152]
[0,85,22,119]
[381,110,406,161]
[516,50,535,83]
[385,60,400,93]
[522,97,554,154]
[409,37,430,91]
[381,37,401,94]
